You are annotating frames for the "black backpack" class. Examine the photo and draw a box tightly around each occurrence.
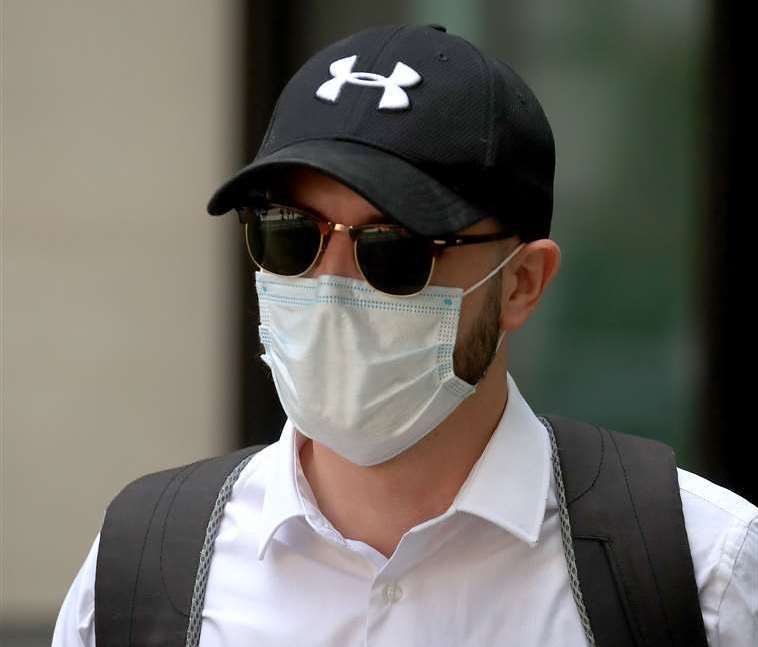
[94,415,709,646]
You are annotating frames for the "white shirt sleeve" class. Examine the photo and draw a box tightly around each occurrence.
[51,532,100,647]
[716,515,758,646]
[678,467,758,647]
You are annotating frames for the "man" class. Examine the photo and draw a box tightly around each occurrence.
[53,24,756,646]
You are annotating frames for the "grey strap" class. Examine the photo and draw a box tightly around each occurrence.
[540,415,597,646]
[185,453,256,647]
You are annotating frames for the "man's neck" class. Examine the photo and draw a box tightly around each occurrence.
[299,351,510,559]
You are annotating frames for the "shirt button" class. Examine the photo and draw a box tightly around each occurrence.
[383,583,404,604]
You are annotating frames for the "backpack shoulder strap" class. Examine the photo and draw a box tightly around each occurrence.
[95,444,267,647]
[540,414,708,647]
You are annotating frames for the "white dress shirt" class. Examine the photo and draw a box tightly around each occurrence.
[53,372,758,646]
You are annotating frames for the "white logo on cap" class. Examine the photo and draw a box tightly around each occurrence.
[315,55,422,110]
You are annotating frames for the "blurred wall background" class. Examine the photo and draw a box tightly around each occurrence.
[2,0,750,644]
[1,0,244,641]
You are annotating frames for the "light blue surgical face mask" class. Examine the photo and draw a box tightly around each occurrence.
[256,243,525,466]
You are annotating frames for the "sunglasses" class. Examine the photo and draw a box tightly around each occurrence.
[235,202,517,297]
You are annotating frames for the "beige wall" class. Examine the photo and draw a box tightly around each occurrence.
[2,1,243,624]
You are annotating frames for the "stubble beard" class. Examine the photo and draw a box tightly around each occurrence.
[453,271,503,385]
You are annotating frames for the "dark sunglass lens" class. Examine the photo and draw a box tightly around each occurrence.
[356,228,433,295]
[245,206,321,275]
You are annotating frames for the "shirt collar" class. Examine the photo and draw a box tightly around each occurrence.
[256,417,310,559]
[450,371,551,546]
[256,371,552,558]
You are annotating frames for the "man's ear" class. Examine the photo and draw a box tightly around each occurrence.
[499,240,561,332]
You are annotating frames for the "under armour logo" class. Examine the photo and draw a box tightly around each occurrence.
[315,55,422,111]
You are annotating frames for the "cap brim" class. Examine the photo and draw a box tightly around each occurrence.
[206,139,486,236]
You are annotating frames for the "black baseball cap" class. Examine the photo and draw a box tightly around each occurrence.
[207,24,555,241]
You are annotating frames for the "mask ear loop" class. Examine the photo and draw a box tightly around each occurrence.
[464,242,526,366]
[462,242,526,296]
